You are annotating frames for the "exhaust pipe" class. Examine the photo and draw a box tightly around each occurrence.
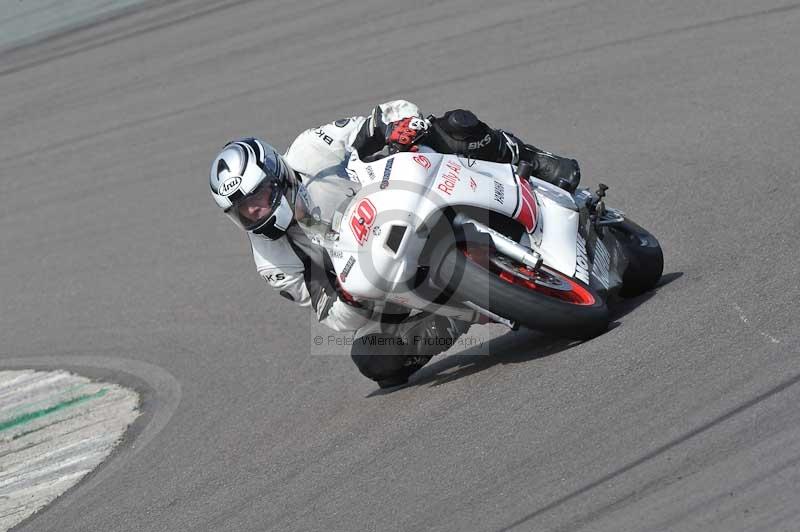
[453,214,543,270]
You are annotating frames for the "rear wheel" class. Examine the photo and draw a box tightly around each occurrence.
[436,244,609,340]
[609,219,663,298]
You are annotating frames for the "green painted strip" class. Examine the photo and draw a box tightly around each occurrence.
[0,388,108,432]
[1,382,89,418]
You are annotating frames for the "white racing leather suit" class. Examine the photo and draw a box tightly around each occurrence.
[248,100,424,333]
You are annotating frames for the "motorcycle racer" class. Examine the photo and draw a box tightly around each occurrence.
[209,101,581,388]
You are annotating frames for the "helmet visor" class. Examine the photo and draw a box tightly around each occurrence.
[226,179,280,231]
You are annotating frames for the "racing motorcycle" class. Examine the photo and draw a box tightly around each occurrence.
[298,148,663,340]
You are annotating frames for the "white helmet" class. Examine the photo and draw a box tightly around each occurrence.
[210,138,297,240]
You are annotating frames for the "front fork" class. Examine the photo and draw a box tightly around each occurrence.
[575,184,625,227]
[575,184,630,296]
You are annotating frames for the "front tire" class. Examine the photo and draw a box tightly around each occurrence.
[609,219,664,298]
[435,245,609,340]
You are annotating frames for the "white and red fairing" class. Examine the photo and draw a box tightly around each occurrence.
[326,150,586,306]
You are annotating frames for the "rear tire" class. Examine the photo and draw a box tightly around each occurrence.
[436,245,609,340]
[609,219,664,298]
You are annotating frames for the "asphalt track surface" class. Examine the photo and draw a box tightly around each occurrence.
[2,0,799,530]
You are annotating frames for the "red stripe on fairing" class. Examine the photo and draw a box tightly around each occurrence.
[514,179,538,232]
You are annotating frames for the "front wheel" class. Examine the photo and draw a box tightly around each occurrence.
[435,244,609,340]
[608,219,663,298]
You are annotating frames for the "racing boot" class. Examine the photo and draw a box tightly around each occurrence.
[517,143,581,193]
[496,131,581,193]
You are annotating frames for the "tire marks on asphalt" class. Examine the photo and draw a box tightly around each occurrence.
[495,370,800,531]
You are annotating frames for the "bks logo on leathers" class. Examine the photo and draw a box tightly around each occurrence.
[339,256,356,282]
